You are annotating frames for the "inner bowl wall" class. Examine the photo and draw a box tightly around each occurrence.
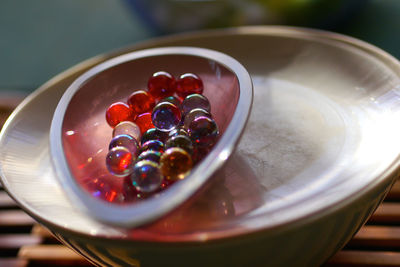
[61,55,239,204]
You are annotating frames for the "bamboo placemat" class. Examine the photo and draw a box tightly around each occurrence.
[1,99,399,267]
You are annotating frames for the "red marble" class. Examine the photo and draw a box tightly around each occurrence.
[176,73,203,98]
[135,112,155,134]
[127,90,155,114]
[147,71,176,99]
[105,102,135,128]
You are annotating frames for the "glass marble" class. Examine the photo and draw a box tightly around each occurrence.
[105,102,135,128]
[188,116,219,148]
[160,147,193,181]
[137,150,162,164]
[140,140,164,154]
[151,102,182,132]
[141,128,168,145]
[135,112,155,134]
[127,90,155,114]
[112,121,141,141]
[109,134,139,157]
[176,73,203,98]
[183,108,211,130]
[147,71,176,99]
[159,96,182,108]
[106,147,133,177]
[168,127,188,138]
[130,160,163,193]
[165,134,194,155]
[181,94,211,116]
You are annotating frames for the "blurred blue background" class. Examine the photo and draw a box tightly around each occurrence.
[1,0,399,93]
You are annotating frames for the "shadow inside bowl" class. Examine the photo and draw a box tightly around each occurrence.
[135,152,265,236]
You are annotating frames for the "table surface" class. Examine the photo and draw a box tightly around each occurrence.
[1,1,400,266]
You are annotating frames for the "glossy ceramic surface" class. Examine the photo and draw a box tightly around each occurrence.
[1,26,399,266]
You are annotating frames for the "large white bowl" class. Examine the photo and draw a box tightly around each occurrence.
[1,26,400,266]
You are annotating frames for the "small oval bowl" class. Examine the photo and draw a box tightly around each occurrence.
[49,47,253,227]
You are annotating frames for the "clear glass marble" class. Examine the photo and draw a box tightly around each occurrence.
[181,94,211,116]
[151,102,182,132]
[106,147,133,177]
[112,121,141,141]
[109,134,139,157]
[165,134,194,155]
[188,116,219,148]
[183,108,211,130]
[130,160,163,193]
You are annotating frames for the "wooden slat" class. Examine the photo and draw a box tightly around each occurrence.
[31,224,54,239]
[0,191,18,208]
[0,211,35,227]
[348,225,400,248]
[368,203,400,223]
[18,245,90,266]
[0,104,18,131]
[325,251,400,267]
[31,224,59,245]
[18,245,85,260]
[0,235,41,250]
[0,210,35,234]
[386,180,400,200]
[0,258,28,267]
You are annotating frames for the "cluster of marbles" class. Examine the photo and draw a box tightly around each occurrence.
[105,71,219,196]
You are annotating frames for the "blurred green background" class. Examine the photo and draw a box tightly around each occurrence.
[1,0,399,93]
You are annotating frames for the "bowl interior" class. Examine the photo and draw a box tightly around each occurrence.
[62,54,239,205]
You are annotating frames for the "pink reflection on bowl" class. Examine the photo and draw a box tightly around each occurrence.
[62,55,239,204]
